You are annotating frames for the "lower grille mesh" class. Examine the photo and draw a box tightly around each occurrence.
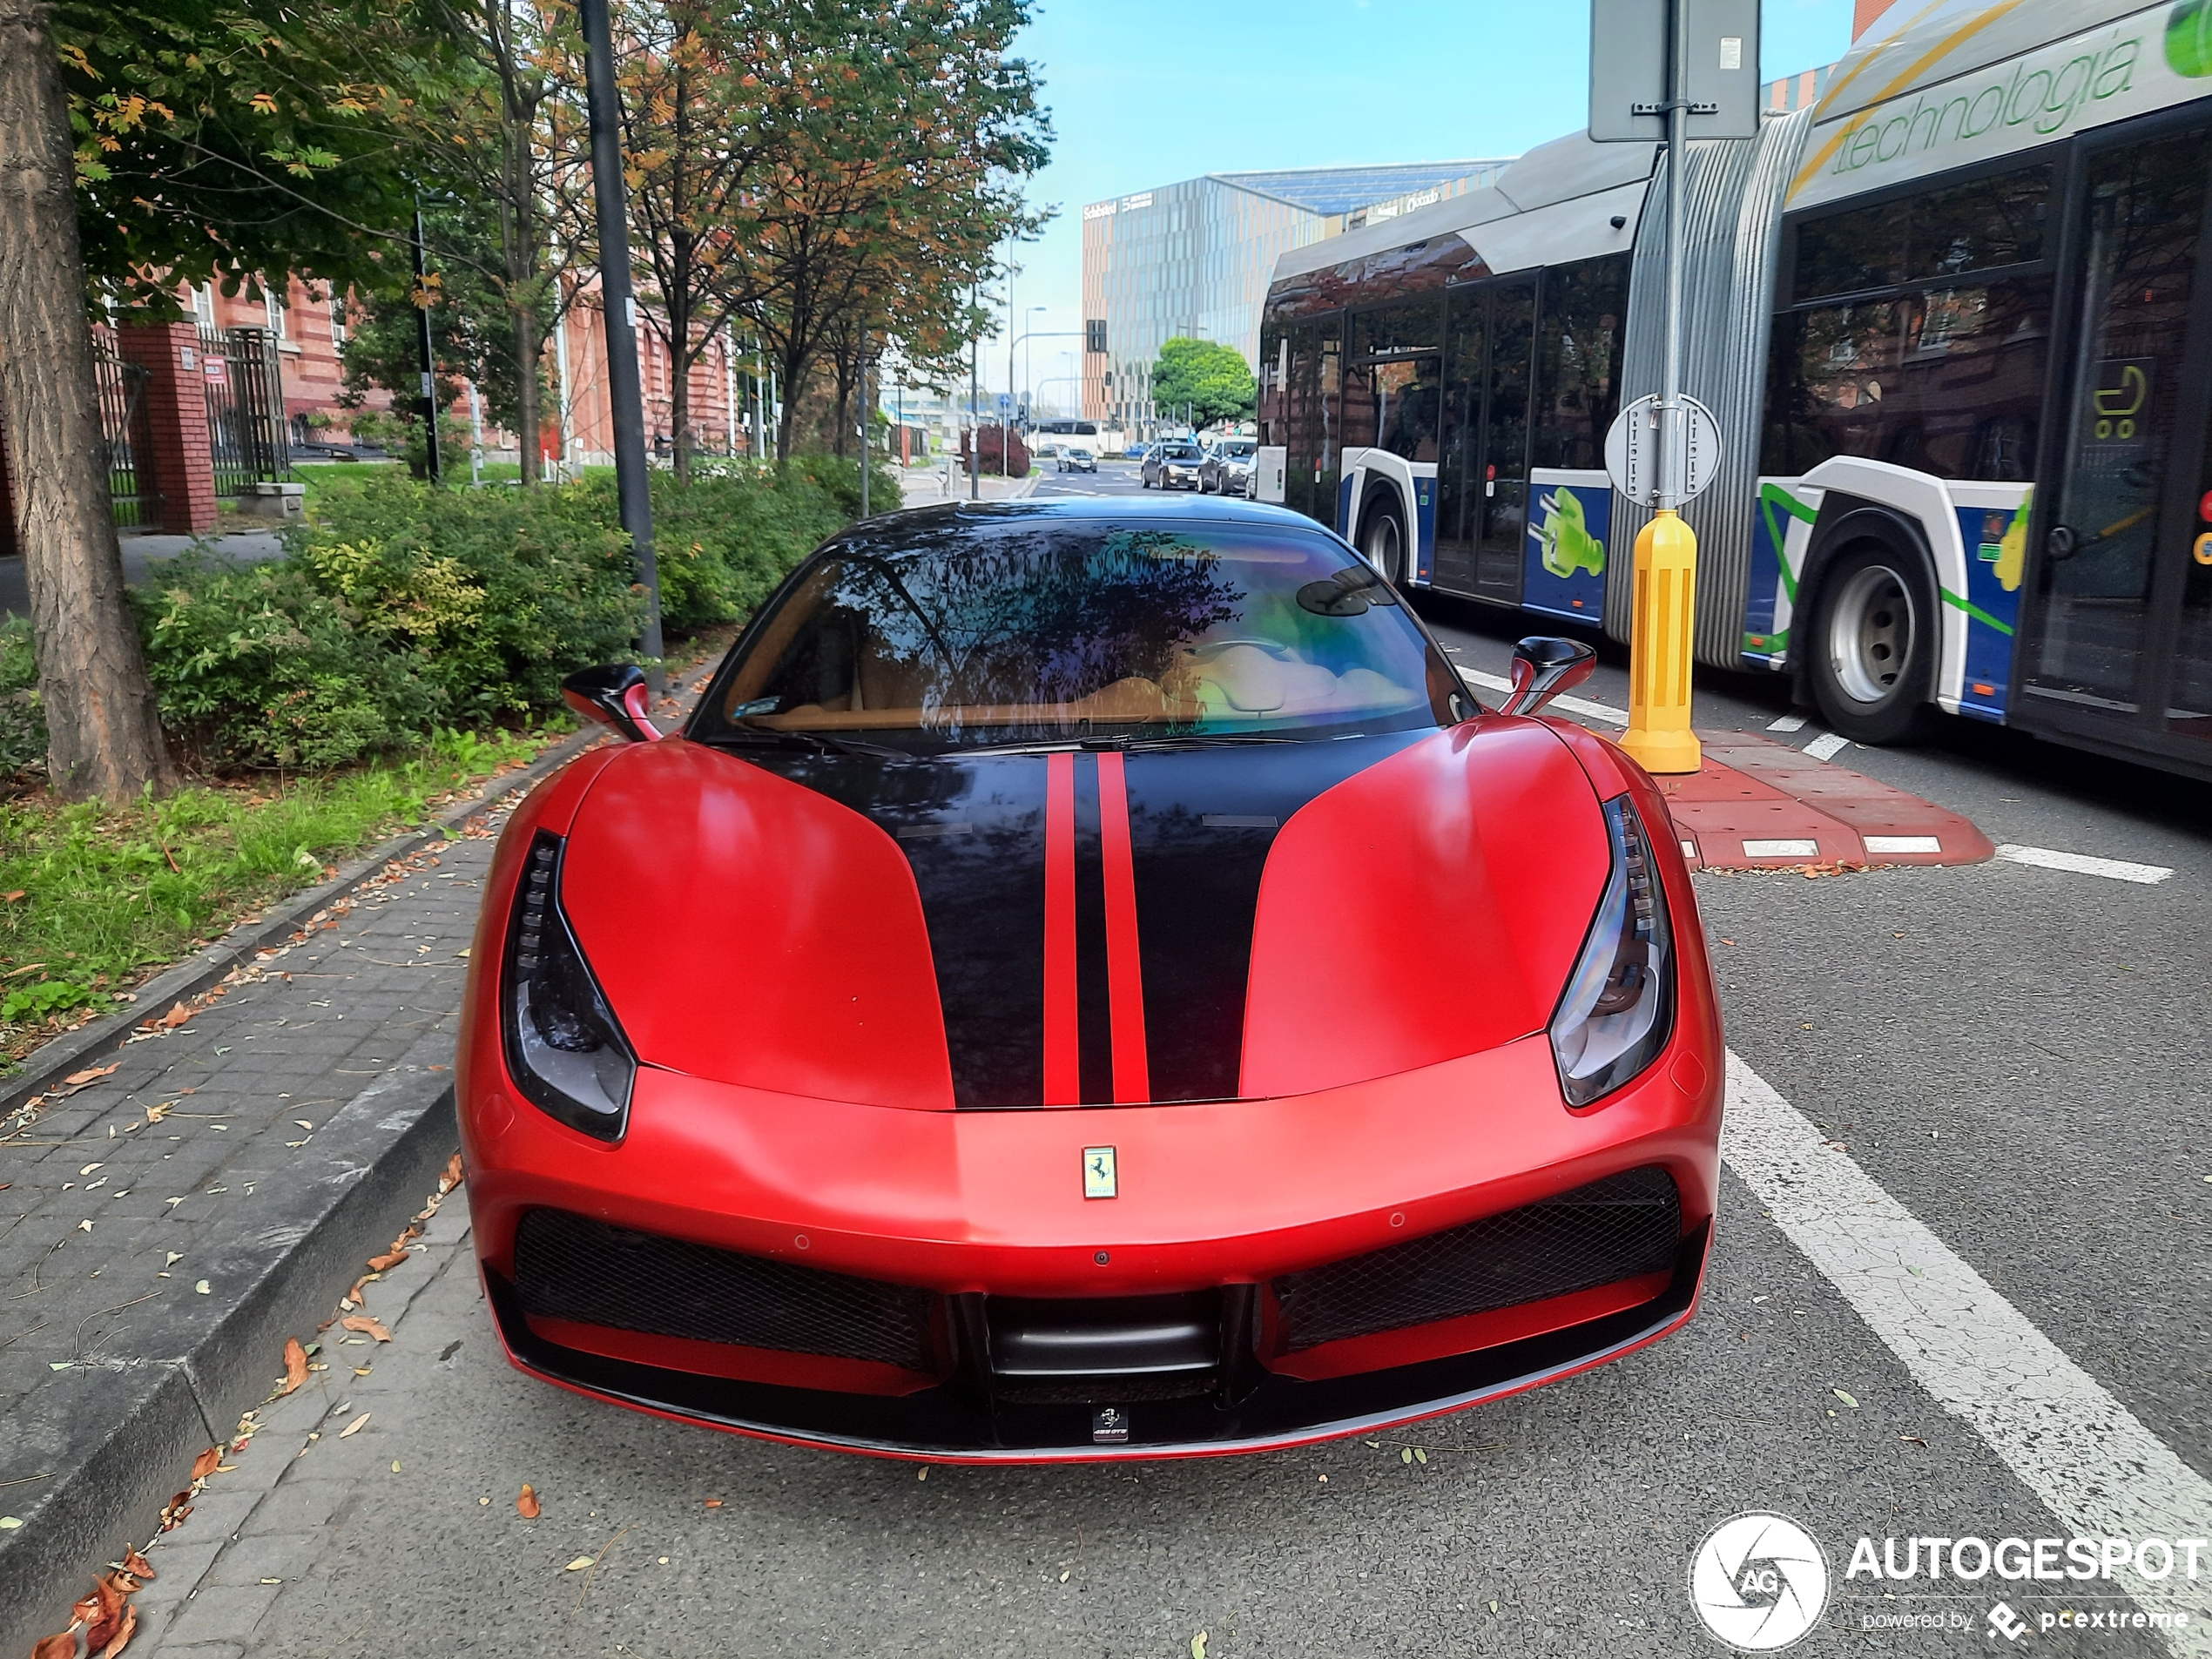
[512,1208,934,1372]
[1272,1167,1681,1352]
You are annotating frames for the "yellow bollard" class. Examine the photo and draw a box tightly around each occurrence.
[1619,509,1703,774]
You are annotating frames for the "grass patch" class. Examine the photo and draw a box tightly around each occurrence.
[0,725,552,1062]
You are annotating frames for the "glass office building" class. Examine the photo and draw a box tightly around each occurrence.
[1082,162,1512,433]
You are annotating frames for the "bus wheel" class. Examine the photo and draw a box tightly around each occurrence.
[1807,544,1935,745]
[1359,496,1406,585]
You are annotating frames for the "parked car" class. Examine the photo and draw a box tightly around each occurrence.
[1057,446,1097,474]
[473,495,1718,1460]
[1141,441,1206,489]
[1123,442,1152,463]
[1199,440,1258,496]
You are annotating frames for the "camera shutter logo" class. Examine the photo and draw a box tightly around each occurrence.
[1688,1513,1831,1651]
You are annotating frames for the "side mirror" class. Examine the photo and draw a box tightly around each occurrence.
[560,664,661,742]
[1499,637,1597,717]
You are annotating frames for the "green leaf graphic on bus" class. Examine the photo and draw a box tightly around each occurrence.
[2167,0,2212,77]
[1537,486,1605,578]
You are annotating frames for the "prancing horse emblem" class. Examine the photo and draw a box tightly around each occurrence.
[1082,1146,1117,1199]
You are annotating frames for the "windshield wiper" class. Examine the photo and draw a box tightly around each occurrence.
[718,725,914,760]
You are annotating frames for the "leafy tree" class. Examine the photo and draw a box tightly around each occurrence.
[736,0,1049,462]
[1150,337,1254,434]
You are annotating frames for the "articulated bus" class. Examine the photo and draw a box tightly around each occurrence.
[1256,0,2212,779]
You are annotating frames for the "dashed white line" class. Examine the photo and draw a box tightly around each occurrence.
[1723,1053,2212,1653]
[1802,732,1851,761]
[1768,714,1807,733]
[1995,845,2175,885]
[1456,665,1629,727]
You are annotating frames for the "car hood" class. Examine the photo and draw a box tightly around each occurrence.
[557,724,1608,1110]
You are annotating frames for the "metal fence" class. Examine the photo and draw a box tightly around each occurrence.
[199,325,290,497]
[91,333,159,530]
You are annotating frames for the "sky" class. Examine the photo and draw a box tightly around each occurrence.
[963,0,1857,408]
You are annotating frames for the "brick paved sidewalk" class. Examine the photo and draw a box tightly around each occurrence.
[0,828,492,1414]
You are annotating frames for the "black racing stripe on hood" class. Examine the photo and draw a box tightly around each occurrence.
[737,752,1047,1109]
[730,731,1429,1107]
[1122,733,1426,1103]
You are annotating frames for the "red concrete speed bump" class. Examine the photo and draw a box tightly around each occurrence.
[1654,730,1993,873]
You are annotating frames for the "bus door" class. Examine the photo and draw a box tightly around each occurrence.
[1435,277,1535,604]
[2020,119,2212,759]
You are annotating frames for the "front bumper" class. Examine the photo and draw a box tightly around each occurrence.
[462,1031,1721,1460]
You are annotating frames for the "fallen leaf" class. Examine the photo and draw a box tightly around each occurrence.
[277,1338,309,1396]
[341,1314,391,1342]
[293,1120,313,1130]
[704,1497,725,1507]
[79,1163,104,1176]
[368,1248,410,1271]
[190,1446,221,1480]
[338,1412,371,1438]
[144,1102,170,1123]
[194,1280,210,1294]
[123,1549,154,1581]
[97,1604,138,1656]
[391,1460,401,1474]
[1832,1388,1860,1409]
[64,1064,119,1087]
[1191,1632,1207,1659]
[0,1517,19,1529]
[2,890,24,902]
[158,1003,192,1029]
[442,1153,464,1190]
[565,1556,595,1572]
[32,1630,77,1659]
[165,1252,183,1267]
[347,1277,372,1305]
[1399,1447,1412,1464]
[1899,1434,1927,1447]
[517,1484,541,1519]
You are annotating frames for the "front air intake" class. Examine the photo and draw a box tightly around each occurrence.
[1271,1166,1681,1352]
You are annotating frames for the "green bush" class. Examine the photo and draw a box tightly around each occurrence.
[296,471,644,718]
[0,615,45,773]
[137,556,446,769]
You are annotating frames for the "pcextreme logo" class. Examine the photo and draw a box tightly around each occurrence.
[2171,0,2212,78]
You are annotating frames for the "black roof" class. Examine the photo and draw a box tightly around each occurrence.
[840,494,1325,546]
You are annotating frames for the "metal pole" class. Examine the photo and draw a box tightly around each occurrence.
[858,333,870,519]
[969,280,981,501]
[1659,0,1687,514]
[411,203,441,483]
[579,0,664,683]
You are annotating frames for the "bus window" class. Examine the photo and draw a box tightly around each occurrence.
[1763,280,2049,482]
[1792,165,2051,304]
[1345,299,1442,462]
[1285,320,1342,522]
[1533,254,1629,471]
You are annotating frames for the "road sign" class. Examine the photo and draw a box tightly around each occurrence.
[1588,0,1759,143]
[997,393,1013,414]
[1605,395,1722,508]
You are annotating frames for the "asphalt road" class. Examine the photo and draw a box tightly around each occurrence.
[131,468,2209,1657]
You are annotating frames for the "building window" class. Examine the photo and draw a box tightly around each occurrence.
[192,285,217,329]
[328,296,347,348]
[265,284,287,339]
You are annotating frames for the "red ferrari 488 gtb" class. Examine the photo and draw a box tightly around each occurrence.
[458,496,1723,1460]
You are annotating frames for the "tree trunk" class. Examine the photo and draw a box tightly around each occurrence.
[831,343,853,461]
[0,0,173,801]
[512,297,540,483]
[670,334,691,484]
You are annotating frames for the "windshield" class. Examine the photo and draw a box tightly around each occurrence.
[698,519,1458,753]
[1159,444,1201,460]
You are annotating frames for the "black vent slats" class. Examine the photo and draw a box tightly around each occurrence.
[512,1209,935,1372]
[1272,1167,1682,1352]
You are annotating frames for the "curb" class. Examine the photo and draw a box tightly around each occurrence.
[0,722,605,1124]
[0,1065,458,1658]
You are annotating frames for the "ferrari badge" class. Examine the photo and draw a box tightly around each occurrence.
[1082,1146,1117,1199]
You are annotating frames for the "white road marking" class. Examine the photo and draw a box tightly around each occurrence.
[1456,665,1629,727]
[1802,732,1851,761]
[1768,714,1806,732]
[1864,834,1941,853]
[1723,1053,2212,1653]
[1742,838,1820,858]
[1995,845,2175,885]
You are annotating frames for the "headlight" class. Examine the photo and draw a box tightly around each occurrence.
[1548,796,1675,1107]
[501,830,636,1140]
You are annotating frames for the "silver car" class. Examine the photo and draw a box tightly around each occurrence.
[1200,440,1257,496]
[1142,441,1206,490]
